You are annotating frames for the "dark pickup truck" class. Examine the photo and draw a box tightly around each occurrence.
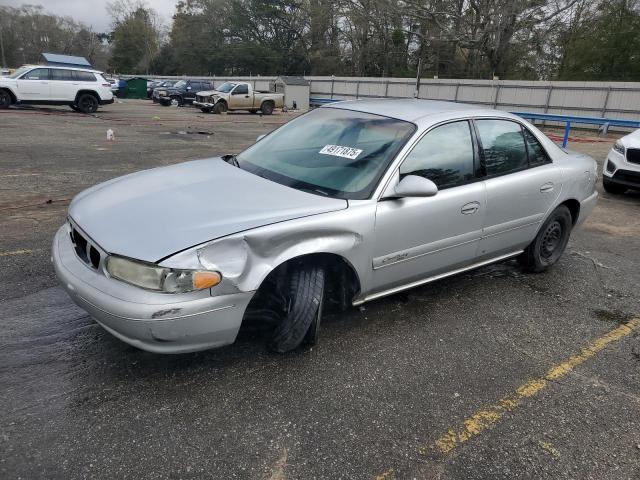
[156,79,213,106]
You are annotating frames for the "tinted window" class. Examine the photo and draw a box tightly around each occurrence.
[400,121,475,189]
[73,71,96,82]
[51,69,74,81]
[23,68,50,80]
[476,120,528,176]
[523,128,550,166]
[234,84,248,95]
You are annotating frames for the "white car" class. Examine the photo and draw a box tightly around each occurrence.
[603,130,640,194]
[0,65,114,114]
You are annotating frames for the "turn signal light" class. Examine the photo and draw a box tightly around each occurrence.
[193,271,222,290]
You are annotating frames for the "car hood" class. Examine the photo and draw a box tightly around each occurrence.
[197,90,221,96]
[69,158,348,263]
[620,129,640,148]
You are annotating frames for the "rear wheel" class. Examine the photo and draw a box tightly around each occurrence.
[261,101,274,115]
[77,93,99,114]
[519,205,572,273]
[603,177,627,195]
[0,90,13,109]
[269,263,325,353]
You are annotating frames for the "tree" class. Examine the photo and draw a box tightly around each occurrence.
[108,0,162,74]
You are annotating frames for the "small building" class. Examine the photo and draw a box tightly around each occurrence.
[273,76,309,110]
[125,77,149,99]
[41,53,92,69]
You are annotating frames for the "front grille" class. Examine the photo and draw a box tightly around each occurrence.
[613,169,640,185]
[70,226,101,269]
[626,148,640,164]
[197,95,210,103]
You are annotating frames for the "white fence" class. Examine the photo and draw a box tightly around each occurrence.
[129,74,640,121]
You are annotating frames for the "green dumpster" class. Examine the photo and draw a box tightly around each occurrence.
[125,77,149,99]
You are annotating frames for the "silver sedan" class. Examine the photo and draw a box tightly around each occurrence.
[53,99,598,354]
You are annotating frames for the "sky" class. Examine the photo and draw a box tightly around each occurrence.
[3,0,178,32]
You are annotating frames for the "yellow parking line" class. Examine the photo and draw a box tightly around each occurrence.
[0,249,39,257]
[426,317,640,455]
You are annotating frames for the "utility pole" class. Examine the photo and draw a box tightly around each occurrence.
[0,23,7,68]
[414,58,422,98]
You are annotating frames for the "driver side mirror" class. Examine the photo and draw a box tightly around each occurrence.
[187,86,192,90]
[384,175,438,199]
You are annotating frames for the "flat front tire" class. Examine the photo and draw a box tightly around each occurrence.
[269,264,325,353]
[77,94,98,114]
[0,90,12,109]
[519,205,572,273]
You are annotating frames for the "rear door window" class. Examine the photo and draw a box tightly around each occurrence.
[400,121,476,189]
[51,69,74,81]
[523,128,551,166]
[476,120,528,176]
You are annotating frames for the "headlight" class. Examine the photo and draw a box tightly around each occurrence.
[105,256,221,293]
[613,141,625,156]
[159,91,167,96]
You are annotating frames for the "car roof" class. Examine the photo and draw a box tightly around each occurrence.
[323,98,500,123]
[22,64,102,74]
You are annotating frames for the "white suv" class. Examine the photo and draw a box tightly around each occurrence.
[0,65,114,114]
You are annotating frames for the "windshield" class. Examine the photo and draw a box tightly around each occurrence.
[237,108,416,199]
[8,66,31,79]
[173,80,186,88]
[217,82,236,93]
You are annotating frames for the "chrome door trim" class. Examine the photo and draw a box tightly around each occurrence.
[354,250,522,305]
[372,230,480,270]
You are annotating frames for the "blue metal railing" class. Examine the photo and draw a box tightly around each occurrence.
[512,112,640,147]
[308,102,640,148]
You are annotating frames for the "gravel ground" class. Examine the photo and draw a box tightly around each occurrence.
[1,100,639,479]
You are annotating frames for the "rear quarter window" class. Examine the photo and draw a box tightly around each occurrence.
[73,71,97,82]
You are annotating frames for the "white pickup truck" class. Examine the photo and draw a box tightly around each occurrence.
[193,81,284,115]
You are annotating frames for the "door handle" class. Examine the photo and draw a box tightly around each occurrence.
[540,182,554,193]
[461,201,480,215]
[245,95,250,98]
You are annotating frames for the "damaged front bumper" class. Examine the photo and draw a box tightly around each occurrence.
[193,100,215,109]
[52,226,255,354]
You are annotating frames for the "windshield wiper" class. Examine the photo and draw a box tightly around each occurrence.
[295,186,331,197]
[222,154,241,168]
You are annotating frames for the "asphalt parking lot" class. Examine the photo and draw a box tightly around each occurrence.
[1,100,639,479]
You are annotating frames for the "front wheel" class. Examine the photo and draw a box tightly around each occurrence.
[69,104,80,112]
[77,94,99,114]
[519,205,572,273]
[269,264,325,353]
[213,102,227,114]
[200,107,212,113]
[0,90,13,109]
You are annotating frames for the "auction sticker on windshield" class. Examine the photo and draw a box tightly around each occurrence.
[319,145,363,160]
